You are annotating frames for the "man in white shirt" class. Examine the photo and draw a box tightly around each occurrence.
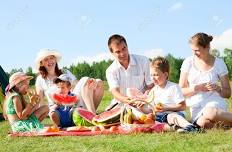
[106,34,154,110]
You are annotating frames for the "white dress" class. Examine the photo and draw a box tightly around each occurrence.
[181,56,228,121]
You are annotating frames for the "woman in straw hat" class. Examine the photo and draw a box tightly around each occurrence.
[35,49,104,127]
[3,72,48,132]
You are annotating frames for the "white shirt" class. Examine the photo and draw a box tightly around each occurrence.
[106,54,153,97]
[181,56,228,107]
[35,69,76,106]
[150,81,185,105]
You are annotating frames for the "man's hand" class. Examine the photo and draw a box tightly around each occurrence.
[127,98,145,108]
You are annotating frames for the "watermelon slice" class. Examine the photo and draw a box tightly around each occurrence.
[52,93,78,106]
[126,88,154,103]
[92,106,124,123]
[73,108,95,126]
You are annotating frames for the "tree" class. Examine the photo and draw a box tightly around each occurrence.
[223,48,232,79]
[69,62,92,79]
[25,67,36,85]
[8,68,23,76]
[91,60,113,80]
[165,54,184,83]
[68,60,112,81]
[69,64,79,79]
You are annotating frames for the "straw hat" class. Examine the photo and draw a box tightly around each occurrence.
[35,48,62,71]
[8,72,33,90]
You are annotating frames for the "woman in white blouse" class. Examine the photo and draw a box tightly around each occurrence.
[35,49,104,116]
[179,33,232,129]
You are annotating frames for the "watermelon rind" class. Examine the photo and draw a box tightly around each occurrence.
[92,106,124,123]
[72,110,93,126]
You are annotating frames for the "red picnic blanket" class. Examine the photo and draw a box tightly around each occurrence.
[9,123,165,137]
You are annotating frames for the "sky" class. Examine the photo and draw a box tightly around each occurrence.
[0,0,232,72]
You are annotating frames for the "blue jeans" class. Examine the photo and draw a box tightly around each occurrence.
[56,106,75,128]
[156,112,185,123]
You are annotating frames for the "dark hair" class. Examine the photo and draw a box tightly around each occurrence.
[54,79,71,87]
[108,34,127,52]
[189,33,213,48]
[39,63,63,78]
[151,57,170,77]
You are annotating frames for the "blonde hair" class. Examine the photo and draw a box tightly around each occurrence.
[151,57,170,78]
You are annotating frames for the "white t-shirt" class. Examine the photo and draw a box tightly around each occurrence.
[106,54,153,98]
[180,56,228,107]
[150,81,185,106]
[35,69,76,106]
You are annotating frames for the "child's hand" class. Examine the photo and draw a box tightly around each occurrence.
[155,103,164,112]
[28,89,40,106]
[30,95,40,105]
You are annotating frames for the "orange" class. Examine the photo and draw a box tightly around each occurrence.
[50,126,59,132]
[155,103,163,111]
[144,117,155,124]
[139,114,147,123]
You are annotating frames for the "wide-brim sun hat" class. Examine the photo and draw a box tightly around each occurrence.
[7,72,33,91]
[35,48,62,71]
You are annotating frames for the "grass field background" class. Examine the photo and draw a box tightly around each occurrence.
[1,83,232,152]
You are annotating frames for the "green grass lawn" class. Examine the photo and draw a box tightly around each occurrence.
[1,85,232,152]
